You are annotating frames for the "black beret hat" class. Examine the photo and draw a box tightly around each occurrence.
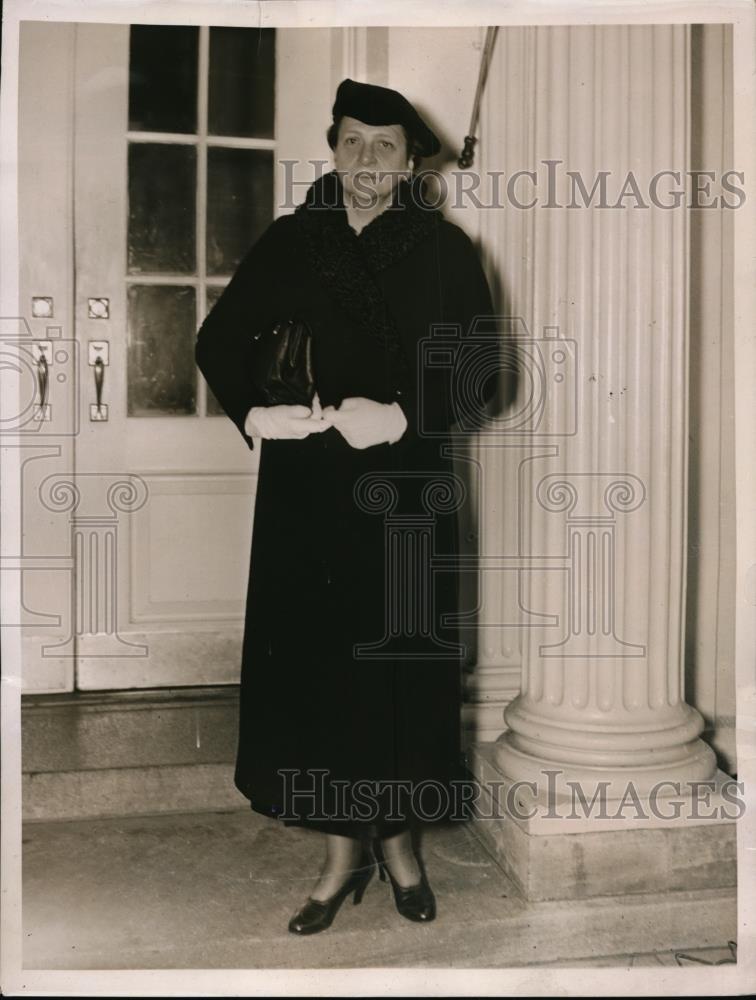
[332,78,441,157]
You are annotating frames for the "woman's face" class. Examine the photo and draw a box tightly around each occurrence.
[333,116,412,205]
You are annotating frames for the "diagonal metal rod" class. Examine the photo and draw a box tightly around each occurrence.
[458,26,500,169]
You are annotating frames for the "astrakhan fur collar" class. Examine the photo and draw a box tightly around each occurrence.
[294,170,441,383]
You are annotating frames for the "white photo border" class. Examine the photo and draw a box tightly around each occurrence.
[1,0,754,996]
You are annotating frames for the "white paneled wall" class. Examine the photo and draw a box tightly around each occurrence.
[17,22,78,692]
[388,26,487,239]
[275,28,333,216]
[686,24,736,773]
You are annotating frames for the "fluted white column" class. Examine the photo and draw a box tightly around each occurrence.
[462,29,532,742]
[484,25,716,796]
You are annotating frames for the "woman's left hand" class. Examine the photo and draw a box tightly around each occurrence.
[322,396,407,449]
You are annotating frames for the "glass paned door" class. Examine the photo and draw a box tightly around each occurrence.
[128,143,197,273]
[126,25,275,419]
[70,22,273,691]
[128,25,200,133]
[206,147,274,275]
[207,26,275,137]
[126,284,198,415]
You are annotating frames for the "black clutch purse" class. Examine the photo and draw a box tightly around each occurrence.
[250,317,316,407]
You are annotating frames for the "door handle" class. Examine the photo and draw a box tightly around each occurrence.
[88,340,109,421]
[94,356,105,416]
[31,341,52,421]
[37,353,49,410]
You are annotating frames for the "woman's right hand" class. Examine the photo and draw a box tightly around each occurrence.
[244,394,332,440]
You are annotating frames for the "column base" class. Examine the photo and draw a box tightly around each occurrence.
[466,742,738,902]
[496,698,718,798]
[461,700,514,744]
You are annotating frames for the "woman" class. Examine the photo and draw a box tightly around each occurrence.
[195,78,495,935]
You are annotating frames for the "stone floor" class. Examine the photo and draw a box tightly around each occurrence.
[22,808,736,970]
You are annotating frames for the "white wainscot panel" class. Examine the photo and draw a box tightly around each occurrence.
[130,473,256,623]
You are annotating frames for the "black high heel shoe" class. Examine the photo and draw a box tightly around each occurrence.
[373,837,436,923]
[288,846,376,935]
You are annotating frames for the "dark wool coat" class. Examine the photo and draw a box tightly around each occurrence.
[195,171,495,836]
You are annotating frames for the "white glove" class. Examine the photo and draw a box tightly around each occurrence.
[245,392,331,440]
[322,396,407,449]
